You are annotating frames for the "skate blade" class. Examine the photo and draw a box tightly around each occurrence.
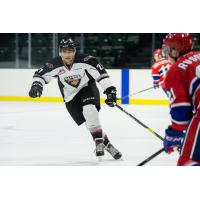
[98,156,103,162]
[114,153,122,160]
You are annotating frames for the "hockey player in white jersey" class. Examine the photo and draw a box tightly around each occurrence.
[29,38,122,160]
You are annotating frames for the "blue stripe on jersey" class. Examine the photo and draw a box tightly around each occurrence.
[191,78,200,97]
[170,106,193,122]
[152,75,160,80]
[191,126,200,160]
[122,68,129,104]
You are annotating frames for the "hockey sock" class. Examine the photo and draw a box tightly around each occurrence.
[103,133,110,146]
[90,128,103,141]
[83,104,102,132]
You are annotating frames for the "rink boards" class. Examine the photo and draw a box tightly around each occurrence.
[0,69,168,105]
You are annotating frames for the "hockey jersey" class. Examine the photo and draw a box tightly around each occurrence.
[151,58,171,89]
[165,51,200,131]
[32,54,113,102]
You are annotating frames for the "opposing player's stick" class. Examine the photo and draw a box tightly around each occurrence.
[120,86,154,101]
[114,104,164,165]
[137,148,165,166]
[114,104,164,141]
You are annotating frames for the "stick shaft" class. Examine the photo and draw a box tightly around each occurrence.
[137,148,165,166]
[120,87,154,101]
[115,104,164,141]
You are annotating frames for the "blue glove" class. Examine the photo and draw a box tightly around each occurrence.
[164,126,185,154]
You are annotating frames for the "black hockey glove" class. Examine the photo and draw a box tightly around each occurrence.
[29,81,43,98]
[104,86,117,107]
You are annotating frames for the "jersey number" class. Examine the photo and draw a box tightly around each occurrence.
[37,68,43,73]
[97,64,104,71]
[167,88,176,104]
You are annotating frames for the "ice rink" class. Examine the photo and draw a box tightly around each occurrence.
[0,101,179,166]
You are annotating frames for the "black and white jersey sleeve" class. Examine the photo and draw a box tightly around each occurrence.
[32,57,61,85]
[83,56,113,91]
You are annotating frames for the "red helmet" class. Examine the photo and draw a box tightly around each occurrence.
[163,33,193,55]
[153,49,162,56]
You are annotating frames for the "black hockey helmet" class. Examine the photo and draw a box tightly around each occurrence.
[59,38,76,52]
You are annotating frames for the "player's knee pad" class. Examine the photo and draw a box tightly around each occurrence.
[82,104,101,132]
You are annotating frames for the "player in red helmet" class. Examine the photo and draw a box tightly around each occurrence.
[162,33,200,166]
[151,48,172,93]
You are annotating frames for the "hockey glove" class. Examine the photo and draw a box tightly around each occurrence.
[163,126,185,154]
[29,81,43,98]
[104,86,117,107]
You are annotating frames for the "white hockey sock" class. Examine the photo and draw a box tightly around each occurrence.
[82,104,102,132]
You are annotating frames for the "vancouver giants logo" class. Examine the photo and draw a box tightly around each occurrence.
[64,74,82,88]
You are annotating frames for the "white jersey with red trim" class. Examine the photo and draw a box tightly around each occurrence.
[165,51,200,131]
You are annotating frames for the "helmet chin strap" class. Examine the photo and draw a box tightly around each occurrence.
[169,49,179,62]
[169,54,178,62]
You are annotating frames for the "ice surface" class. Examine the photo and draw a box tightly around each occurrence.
[0,102,179,166]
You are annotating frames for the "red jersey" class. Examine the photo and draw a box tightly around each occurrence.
[165,51,200,131]
[151,58,171,89]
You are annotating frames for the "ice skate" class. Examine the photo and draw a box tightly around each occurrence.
[95,138,104,158]
[105,143,122,160]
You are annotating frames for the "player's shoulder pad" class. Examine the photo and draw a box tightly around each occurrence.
[76,53,99,65]
[152,58,169,68]
[75,54,106,74]
[44,56,63,69]
[85,56,103,71]
[152,61,159,69]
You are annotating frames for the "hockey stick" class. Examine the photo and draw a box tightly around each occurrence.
[120,86,154,101]
[137,148,165,166]
[114,104,165,165]
[114,104,164,141]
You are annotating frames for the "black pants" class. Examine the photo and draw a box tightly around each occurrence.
[65,83,101,126]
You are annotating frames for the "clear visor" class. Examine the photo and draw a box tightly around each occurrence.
[162,44,170,57]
